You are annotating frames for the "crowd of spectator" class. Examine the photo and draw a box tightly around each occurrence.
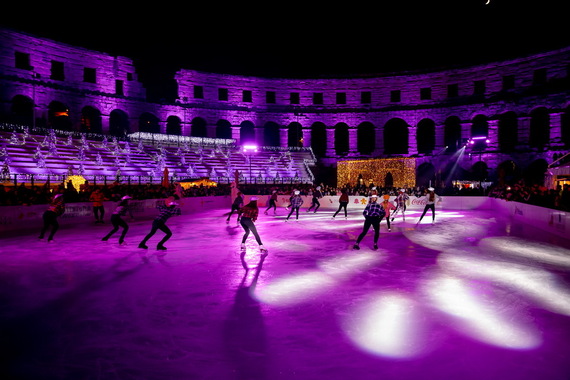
[1,179,568,213]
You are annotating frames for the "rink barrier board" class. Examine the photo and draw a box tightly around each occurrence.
[0,196,568,240]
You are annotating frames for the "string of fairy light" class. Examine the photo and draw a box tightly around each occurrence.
[337,158,416,189]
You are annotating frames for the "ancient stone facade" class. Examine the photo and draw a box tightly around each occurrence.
[1,27,569,186]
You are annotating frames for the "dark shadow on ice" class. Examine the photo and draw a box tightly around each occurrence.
[0,255,144,380]
[223,253,268,380]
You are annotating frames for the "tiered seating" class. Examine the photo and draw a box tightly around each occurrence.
[0,130,316,184]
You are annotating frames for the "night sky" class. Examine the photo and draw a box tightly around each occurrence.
[2,0,569,99]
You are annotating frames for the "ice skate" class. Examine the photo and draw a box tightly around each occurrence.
[259,245,268,254]
[138,243,148,249]
[240,243,246,250]
[353,244,360,250]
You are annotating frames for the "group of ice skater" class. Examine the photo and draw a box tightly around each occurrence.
[37,185,441,254]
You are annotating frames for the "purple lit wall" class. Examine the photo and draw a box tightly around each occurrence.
[1,27,570,186]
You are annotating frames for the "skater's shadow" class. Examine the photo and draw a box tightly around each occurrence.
[226,225,240,236]
[223,254,268,379]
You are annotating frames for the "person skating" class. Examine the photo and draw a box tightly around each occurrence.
[307,186,323,213]
[138,199,181,251]
[417,187,442,224]
[353,194,385,250]
[391,188,410,222]
[380,194,397,232]
[286,190,304,221]
[89,187,108,223]
[101,195,132,245]
[264,190,278,215]
[239,197,267,254]
[332,188,349,219]
[38,193,65,243]
[227,191,244,224]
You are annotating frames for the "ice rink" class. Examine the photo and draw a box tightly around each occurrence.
[2,206,570,380]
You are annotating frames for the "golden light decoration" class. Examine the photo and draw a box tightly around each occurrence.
[65,175,86,192]
[337,158,416,189]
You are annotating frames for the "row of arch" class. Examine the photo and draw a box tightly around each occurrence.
[7,95,570,157]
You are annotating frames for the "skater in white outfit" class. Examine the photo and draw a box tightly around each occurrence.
[391,188,410,222]
[417,187,442,224]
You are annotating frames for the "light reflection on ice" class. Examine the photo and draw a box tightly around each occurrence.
[424,274,541,349]
[341,292,426,358]
[438,251,570,316]
[479,236,570,268]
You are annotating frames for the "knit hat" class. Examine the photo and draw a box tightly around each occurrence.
[294,190,300,195]
[168,201,179,206]
[399,189,406,192]
[428,187,435,191]
[383,194,390,200]
[370,195,378,200]
[122,195,132,200]
[250,196,258,201]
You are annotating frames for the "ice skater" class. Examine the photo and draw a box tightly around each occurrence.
[286,190,304,221]
[307,186,323,213]
[138,199,181,251]
[89,187,107,223]
[391,188,410,222]
[353,194,385,250]
[101,195,132,245]
[332,188,349,219]
[417,187,442,224]
[38,193,65,243]
[239,196,267,254]
[264,190,278,215]
[380,194,397,232]
[227,191,244,224]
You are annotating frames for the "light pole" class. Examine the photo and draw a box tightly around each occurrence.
[243,144,258,183]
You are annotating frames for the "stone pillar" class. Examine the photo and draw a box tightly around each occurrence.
[101,114,110,135]
[279,128,288,148]
[517,116,531,149]
[549,112,565,148]
[348,128,358,156]
[254,126,263,147]
[207,122,216,139]
[487,119,499,151]
[301,127,311,148]
[460,122,471,146]
[434,124,445,150]
[231,126,241,144]
[408,125,417,155]
[325,128,335,156]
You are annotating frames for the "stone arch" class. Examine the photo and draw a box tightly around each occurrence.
[80,106,102,134]
[264,121,281,147]
[239,120,256,144]
[498,111,518,152]
[416,162,436,188]
[334,122,349,155]
[311,122,327,157]
[109,109,130,137]
[383,118,409,155]
[166,115,182,135]
[190,117,207,137]
[416,118,435,154]
[216,119,232,139]
[529,107,549,150]
[287,122,303,147]
[139,112,160,133]
[471,161,489,183]
[444,116,462,152]
[48,100,72,131]
[496,160,520,186]
[9,95,34,126]
[357,121,375,155]
[471,114,489,138]
[524,158,549,186]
